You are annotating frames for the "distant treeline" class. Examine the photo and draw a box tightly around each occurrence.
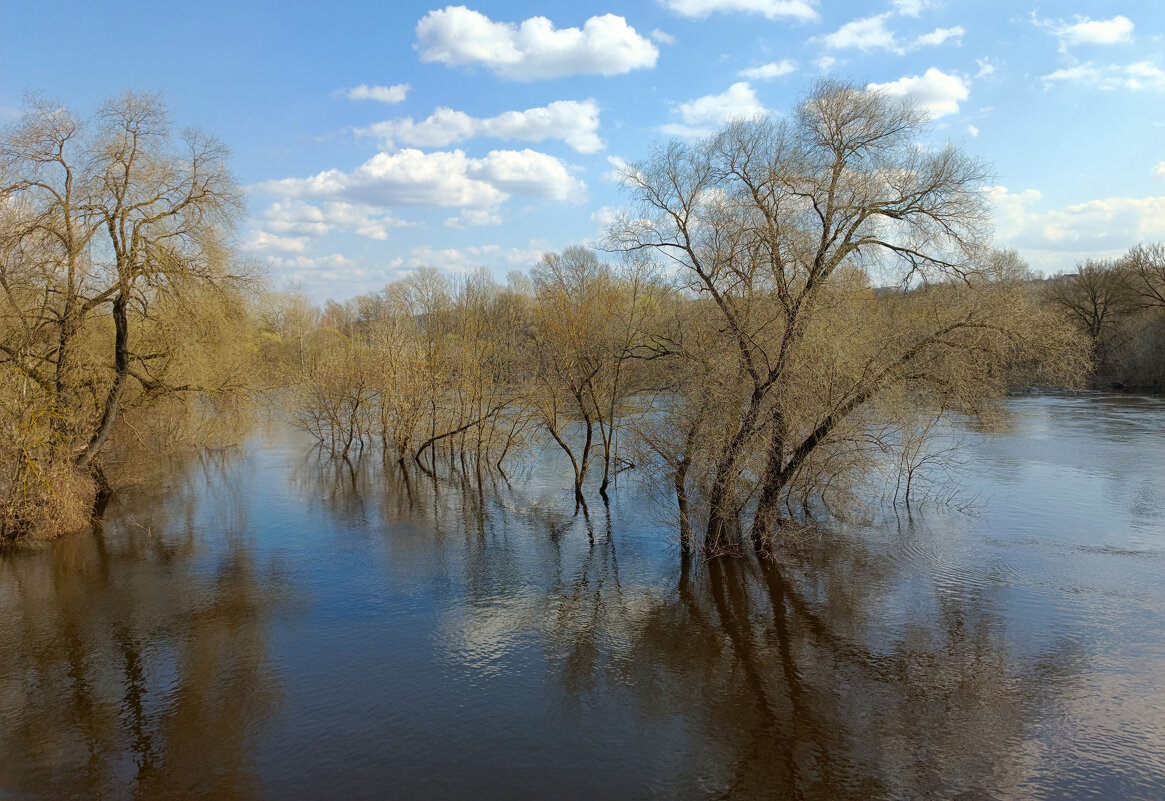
[1041,244,1165,390]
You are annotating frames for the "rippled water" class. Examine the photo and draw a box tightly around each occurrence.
[2,394,1164,800]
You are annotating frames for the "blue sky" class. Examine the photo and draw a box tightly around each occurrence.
[4,0,1164,298]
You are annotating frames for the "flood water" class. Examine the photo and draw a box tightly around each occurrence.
[2,394,1164,800]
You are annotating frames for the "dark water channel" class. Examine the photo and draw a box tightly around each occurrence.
[2,394,1164,800]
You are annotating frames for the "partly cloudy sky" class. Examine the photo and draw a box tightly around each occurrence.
[4,0,1164,296]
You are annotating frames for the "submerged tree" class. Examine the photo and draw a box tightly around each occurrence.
[612,79,1085,556]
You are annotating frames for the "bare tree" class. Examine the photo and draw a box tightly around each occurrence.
[0,92,245,534]
[612,80,1083,556]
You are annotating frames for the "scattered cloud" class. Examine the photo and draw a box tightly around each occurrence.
[267,253,357,270]
[820,14,898,52]
[254,147,587,230]
[660,81,766,138]
[603,155,631,183]
[815,55,839,71]
[261,201,413,241]
[739,59,796,80]
[1040,14,1135,51]
[986,185,1165,271]
[975,58,997,79]
[1153,161,1165,180]
[659,0,818,22]
[891,0,934,17]
[415,6,658,80]
[356,99,604,153]
[967,124,979,137]
[407,243,543,271]
[1042,60,1165,91]
[868,68,970,118]
[342,83,410,103]
[915,26,963,47]
[650,29,676,45]
[819,14,963,53]
[242,231,310,254]
[445,208,503,228]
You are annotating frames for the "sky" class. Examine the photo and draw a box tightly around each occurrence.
[3,0,1164,298]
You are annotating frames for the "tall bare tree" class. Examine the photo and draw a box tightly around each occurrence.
[0,92,245,532]
[612,80,1083,556]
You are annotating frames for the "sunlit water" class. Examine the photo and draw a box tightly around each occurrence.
[2,394,1164,800]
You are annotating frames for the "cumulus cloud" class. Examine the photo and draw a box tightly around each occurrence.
[267,253,357,270]
[739,59,796,80]
[868,68,970,118]
[891,0,934,17]
[967,124,979,137]
[242,231,310,254]
[660,81,766,138]
[1043,14,1135,51]
[262,201,413,241]
[820,14,898,51]
[254,148,586,220]
[915,26,963,47]
[357,99,603,153]
[1154,161,1165,180]
[343,83,410,103]
[820,14,962,53]
[986,185,1165,271]
[415,6,657,80]
[407,243,542,271]
[1042,60,1165,91]
[603,155,631,183]
[659,0,818,22]
[650,29,676,45]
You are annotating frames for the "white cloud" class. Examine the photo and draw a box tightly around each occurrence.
[407,243,542,271]
[261,201,412,240]
[660,0,818,22]
[1042,60,1165,91]
[821,14,898,51]
[415,6,658,80]
[868,68,970,118]
[445,208,503,228]
[975,58,997,79]
[358,99,604,153]
[915,26,963,47]
[986,185,1165,271]
[660,81,766,138]
[254,148,587,236]
[1153,162,1165,180]
[268,253,357,270]
[815,55,839,71]
[739,59,796,80]
[967,124,979,137]
[471,149,585,203]
[603,155,631,183]
[820,15,962,53]
[242,231,310,254]
[343,83,410,104]
[891,0,933,17]
[650,29,676,45]
[1051,15,1135,49]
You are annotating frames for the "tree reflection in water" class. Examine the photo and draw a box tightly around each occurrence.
[0,431,1111,800]
[0,450,286,801]
[287,449,1084,800]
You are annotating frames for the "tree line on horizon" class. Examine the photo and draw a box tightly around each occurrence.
[2,81,1161,553]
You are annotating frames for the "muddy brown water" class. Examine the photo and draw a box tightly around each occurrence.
[2,394,1164,800]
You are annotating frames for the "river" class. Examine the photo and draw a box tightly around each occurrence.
[2,393,1163,800]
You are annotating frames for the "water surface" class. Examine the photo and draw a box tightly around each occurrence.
[2,394,1164,800]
